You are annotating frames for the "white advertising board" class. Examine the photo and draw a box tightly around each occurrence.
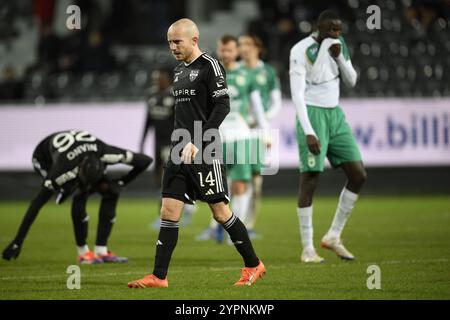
[0,98,449,170]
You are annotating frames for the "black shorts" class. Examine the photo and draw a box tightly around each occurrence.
[162,159,229,205]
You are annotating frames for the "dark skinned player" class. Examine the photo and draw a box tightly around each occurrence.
[289,10,367,263]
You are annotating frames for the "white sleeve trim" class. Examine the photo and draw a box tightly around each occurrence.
[54,167,79,187]
[101,151,134,164]
[290,44,316,136]
[101,154,124,164]
[290,73,316,136]
[336,54,357,87]
[250,90,269,130]
[266,89,282,119]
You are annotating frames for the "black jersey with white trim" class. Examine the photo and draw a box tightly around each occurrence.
[33,130,133,192]
[144,86,175,140]
[172,53,230,147]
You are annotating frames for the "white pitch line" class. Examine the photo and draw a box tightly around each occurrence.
[0,258,448,282]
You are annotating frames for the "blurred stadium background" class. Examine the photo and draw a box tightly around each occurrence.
[0,0,449,198]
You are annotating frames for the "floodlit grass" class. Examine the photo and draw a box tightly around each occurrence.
[1,196,449,299]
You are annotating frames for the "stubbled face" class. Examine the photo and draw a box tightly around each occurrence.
[238,36,259,61]
[318,19,342,40]
[167,27,195,62]
[217,40,239,65]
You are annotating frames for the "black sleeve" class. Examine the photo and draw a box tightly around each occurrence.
[44,161,79,196]
[140,96,156,152]
[140,113,152,152]
[13,187,53,245]
[101,144,153,186]
[202,62,230,132]
[120,152,153,185]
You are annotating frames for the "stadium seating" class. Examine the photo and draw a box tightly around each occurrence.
[0,0,448,103]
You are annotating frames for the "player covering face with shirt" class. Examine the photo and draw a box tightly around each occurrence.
[127,19,266,289]
[289,10,367,263]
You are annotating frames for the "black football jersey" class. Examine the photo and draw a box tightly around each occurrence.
[145,86,175,139]
[32,130,132,192]
[172,53,230,147]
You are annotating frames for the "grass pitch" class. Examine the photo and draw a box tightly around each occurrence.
[0,195,449,300]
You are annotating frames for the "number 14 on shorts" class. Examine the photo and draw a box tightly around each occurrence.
[198,171,215,187]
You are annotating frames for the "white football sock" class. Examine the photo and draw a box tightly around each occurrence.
[77,245,89,256]
[327,188,359,238]
[94,245,108,256]
[209,217,219,229]
[183,204,196,216]
[245,179,261,229]
[231,192,251,222]
[244,183,253,223]
[297,206,314,250]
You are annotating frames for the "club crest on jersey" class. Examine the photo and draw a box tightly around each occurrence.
[256,73,267,85]
[236,75,245,86]
[189,69,199,82]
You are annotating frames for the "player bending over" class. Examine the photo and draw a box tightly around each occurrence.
[2,130,152,264]
[127,19,265,288]
[289,10,367,263]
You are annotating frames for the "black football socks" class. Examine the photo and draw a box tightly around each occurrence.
[71,193,89,247]
[153,219,179,279]
[222,213,259,268]
[95,193,119,246]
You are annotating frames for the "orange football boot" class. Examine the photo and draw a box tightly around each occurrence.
[77,251,103,265]
[127,274,168,288]
[234,260,266,286]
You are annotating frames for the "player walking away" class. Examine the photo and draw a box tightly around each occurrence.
[140,68,174,187]
[289,10,367,263]
[2,130,152,264]
[140,69,196,229]
[128,19,265,288]
[196,35,269,243]
[238,34,282,239]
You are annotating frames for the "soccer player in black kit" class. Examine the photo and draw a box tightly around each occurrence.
[128,18,265,288]
[139,68,196,228]
[140,68,175,184]
[2,130,152,264]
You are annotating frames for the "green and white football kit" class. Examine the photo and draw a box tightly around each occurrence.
[290,35,361,172]
[240,61,281,174]
[290,33,360,263]
[220,66,268,181]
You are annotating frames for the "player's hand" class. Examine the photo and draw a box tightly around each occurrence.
[329,43,341,58]
[181,142,199,164]
[263,134,272,149]
[2,241,21,261]
[248,115,257,129]
[306,135,321,155]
